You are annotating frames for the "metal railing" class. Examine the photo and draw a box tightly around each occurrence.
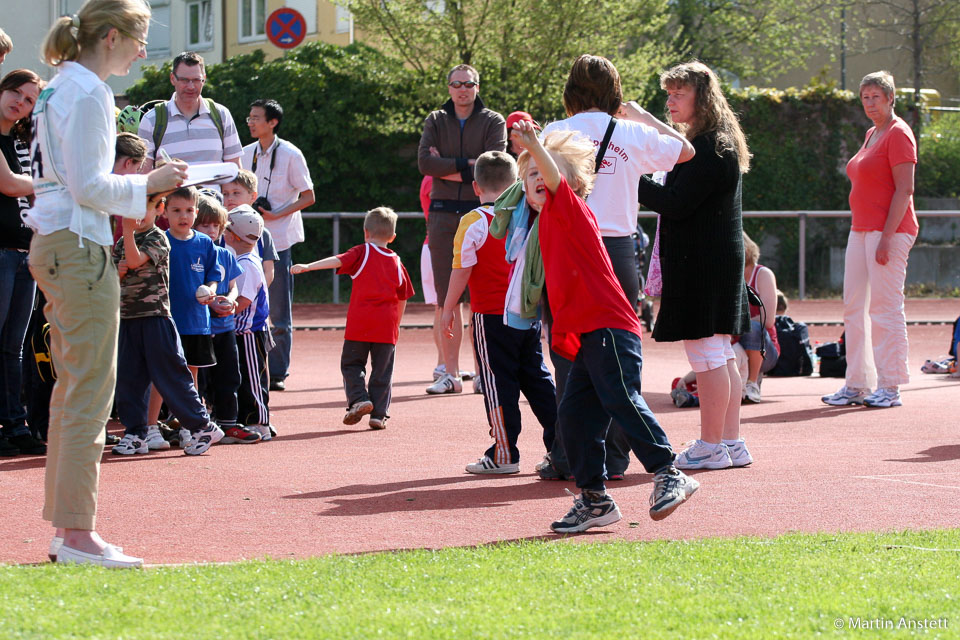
[302,210,960,302]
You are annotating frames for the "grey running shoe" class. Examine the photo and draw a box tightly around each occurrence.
[550,488,622,533]
[649,466,699,521]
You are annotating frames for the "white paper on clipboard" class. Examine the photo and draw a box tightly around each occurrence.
[180,162,239,188]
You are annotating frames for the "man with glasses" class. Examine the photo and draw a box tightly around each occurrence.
[138,51,243,172]
[419,64,506,395]
[242,99,315,392]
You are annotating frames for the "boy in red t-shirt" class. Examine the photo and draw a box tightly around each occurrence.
[291,207,414,429]
[439,151,558,474]
[512,121,699,533]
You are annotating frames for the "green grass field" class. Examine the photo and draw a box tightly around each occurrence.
[3,530,958,639]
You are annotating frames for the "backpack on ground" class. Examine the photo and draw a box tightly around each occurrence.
[151,98,224,161]
[766,315,814,377]
[817,333,847,378]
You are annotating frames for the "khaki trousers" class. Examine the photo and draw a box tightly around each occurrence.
[29,229,119,530]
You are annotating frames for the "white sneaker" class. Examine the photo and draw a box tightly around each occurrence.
[465,455,519,474]
[177,428,192,449]
[111,434,148,456]
[863,387,902,408]
[250,424,272,441]
[426,372,462,394]
[725,439,754,467]
[432,364,446,381]
[821,385,870,406]
[743,381,762,404]
[144,425,170,450]
[674,440,732,470]
[473,377,484,395]
[183,423,224,455]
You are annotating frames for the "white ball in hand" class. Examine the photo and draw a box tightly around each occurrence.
[195,285,214,304]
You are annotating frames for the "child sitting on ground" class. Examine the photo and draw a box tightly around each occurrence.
[194,196,262,444]
[438,151,558,474]
[291,207,414,429]
[112,194,223,456]
[223,206,274,440]
[511,120,699,533]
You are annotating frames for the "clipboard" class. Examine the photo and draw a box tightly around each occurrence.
[148,162,240,196]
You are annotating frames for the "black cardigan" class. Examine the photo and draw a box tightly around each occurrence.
[637,132,749,342]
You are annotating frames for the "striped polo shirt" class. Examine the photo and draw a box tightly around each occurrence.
[138,93,243,165]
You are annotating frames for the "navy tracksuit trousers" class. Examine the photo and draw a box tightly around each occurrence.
[116,316,209,438]
[473,313,557,465]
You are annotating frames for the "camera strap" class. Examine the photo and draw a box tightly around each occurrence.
[252,137,279,199]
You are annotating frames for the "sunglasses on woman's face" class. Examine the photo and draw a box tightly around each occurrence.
[448,81,478,89]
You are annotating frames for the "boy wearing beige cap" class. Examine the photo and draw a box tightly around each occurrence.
[224,206,273,439]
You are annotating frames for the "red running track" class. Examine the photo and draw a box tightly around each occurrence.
[2,300,959,565]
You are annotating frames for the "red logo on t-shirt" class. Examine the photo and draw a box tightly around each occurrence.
[597,156,616,174]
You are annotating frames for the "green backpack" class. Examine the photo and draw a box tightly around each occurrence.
[151,97,224,161]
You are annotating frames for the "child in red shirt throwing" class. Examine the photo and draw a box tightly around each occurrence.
[512,120,699,533]
[291,207,414,429]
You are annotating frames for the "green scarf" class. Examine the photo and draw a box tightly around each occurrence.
[491,181,544,318]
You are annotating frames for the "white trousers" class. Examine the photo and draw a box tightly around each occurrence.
[842,230,915,389]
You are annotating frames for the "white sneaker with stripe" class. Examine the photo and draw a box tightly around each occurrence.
[465,455,519,474]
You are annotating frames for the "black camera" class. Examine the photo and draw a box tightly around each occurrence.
[252,196,272,212]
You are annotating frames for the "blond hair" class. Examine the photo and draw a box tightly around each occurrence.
[229,168,258,195]
[195,194,228,230]
[517,130,596,199]
[743,231,760,266]
[42,0,150,67]
[364,207,398,240]
[660,61,751,173]
[0,28,12,56]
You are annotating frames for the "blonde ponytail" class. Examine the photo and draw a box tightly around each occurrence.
[41,16,81,66]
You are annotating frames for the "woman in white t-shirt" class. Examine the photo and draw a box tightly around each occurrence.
[535,55,694,481]
[29,0,186,568]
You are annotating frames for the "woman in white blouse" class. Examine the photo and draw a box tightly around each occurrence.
[28,0,186,568]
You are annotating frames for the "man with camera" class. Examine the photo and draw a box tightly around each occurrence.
[242,99,316,392]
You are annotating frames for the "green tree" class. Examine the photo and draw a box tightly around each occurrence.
[662,0,843,82]
[340,0,673,122]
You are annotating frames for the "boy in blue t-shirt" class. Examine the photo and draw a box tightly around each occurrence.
[194,196,262,444]
[224,205,273,440]
[145,186,222,445]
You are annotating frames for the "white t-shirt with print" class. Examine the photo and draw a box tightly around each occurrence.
[541,112,682,237]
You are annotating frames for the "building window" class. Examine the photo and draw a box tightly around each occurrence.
[239,0,267,42]
[335,5,352,34]
[187,0,214,50]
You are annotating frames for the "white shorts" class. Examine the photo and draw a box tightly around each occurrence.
[683,335,735,373]
[420,243,437,305]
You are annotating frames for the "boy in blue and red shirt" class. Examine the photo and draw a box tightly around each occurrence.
[292,207,414,430]
[439,151,557,474]
[511,121,700,533]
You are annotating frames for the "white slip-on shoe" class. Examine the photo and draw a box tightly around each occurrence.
[57,544,143,569]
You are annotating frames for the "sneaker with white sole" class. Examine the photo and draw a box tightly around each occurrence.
[863,387,902,408]
[465,455,519,474]
[369,416,388,430]
[343,400,374,425]
[221,425,261,444]
[250,424,272,441]
[649,466,699,521]
[550,488,622,533]
[144,425,171,450]
[821,385,870,406]
[742,381,762,404]
[177,428,192,449]
[725,439,754,467]
[426,373,462,395]
[432,364,446,381]
[111,434,148,456]
[674,439,732,470]
[184,423,224,455]
[473,377,483,395]
[56,544,142,569]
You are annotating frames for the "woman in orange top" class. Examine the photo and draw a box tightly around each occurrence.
[822,71,917,409]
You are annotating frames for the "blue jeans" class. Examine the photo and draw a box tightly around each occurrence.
[739,320,779,375]
[559,328,675,492]
[268,248,293,381]
[0,250,36,436]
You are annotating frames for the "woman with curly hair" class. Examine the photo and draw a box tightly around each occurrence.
[637,61,752,471]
